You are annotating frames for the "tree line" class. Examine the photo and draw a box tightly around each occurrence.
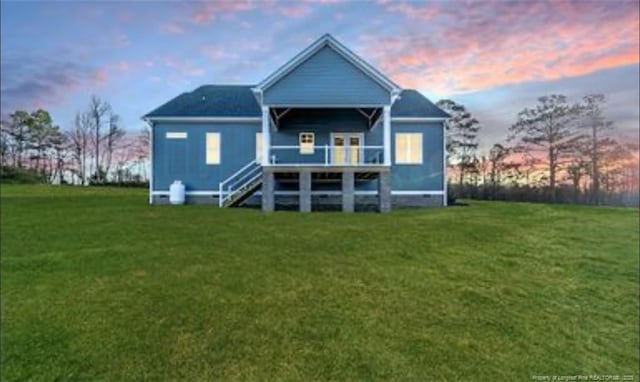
[1,96,149,185]
[437,94,639,207]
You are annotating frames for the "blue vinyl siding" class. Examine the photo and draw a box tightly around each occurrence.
[263,46,390,106]
[152,122,260,191]
[390,122,444,191]
[152,120,444,194]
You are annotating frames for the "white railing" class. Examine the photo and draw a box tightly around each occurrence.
[268,145,385,166]
[218,159,262,207]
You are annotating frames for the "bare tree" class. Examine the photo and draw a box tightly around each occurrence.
[509,94,580,202]
[87,95,112,182]
[488,143,508,199]
[49,128,67,184]
[68,112,92,185]
[103,113,125,179]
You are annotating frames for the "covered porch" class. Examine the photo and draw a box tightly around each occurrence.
[260,106,392,168]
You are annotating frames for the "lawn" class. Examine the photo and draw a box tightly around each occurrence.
[1,185,638,381]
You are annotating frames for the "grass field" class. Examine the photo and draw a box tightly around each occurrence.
[1,185,638,381]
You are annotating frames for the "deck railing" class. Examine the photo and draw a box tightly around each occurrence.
[268,145,385,166]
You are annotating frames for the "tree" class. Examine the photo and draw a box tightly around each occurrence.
[564,137,591,203]
[0,119,9,165]
[27,109,55,172]
[578,94,614,205]
[488,143,508,199]
[5,110,31,167]
[87,95,112,182]
[436,100,481,190]
[68,112,92,185]
[104,113,125,177]
[508,94,579,202]
[49,128,67,183]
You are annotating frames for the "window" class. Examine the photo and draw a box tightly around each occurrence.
[166,132,187,139]
[206,133,220,165]
[299,132,314,154]
[395,133,422,164]
[255,132,264,162]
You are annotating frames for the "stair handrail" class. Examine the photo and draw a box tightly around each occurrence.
[219,159,261,207]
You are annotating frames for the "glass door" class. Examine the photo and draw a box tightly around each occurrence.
[348,136,361,165]
[332,134,362,165]
[332,135,346,164]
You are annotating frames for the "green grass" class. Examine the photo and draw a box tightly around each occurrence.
[1,185,638,381]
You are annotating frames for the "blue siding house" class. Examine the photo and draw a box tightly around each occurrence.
[144,34,449,212]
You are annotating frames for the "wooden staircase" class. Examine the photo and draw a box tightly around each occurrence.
[219,160,262,208]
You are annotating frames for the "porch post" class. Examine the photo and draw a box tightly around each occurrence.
[299,170,312,212]
[342,171,355,212]
[261,106,270,165]
[262,169,274,212]
[378,171,391,213]
[383,105,391,166]
[443,120,448,207]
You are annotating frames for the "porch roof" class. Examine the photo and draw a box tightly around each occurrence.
[144,86,448,119]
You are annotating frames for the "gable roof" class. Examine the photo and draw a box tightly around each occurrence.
[391,90,450,118]
[254,34,401,94]
[144,85,261,118]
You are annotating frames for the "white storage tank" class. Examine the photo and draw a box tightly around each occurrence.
[169,180,185,205]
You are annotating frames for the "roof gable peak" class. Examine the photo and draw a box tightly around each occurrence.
[253,34,401,95]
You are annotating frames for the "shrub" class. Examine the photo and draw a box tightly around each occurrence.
[0,166,46,184]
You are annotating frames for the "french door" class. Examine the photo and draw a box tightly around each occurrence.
[332,133,363,165]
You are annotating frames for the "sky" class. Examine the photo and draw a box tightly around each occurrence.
[1,0,639,152]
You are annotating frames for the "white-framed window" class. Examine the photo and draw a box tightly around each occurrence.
[206,132,220,165]
[299,132,314,154]
[166,132,187,139]
[395,133,423,164]
[256,132,263,162]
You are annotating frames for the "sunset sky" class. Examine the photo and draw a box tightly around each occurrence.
[2,0,639,151]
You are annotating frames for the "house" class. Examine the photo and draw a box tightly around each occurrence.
[143,34,449,212]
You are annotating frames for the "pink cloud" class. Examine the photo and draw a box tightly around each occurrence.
[190,1,255,24]
[279,4,312,18]
[364,0,639,95]
[200,46,238,62]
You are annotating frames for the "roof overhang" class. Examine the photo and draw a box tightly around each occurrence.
[143,116,261,123]
[252,34,402,97]
[391,117,448,122]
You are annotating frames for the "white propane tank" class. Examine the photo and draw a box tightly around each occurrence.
[169,180,185,205]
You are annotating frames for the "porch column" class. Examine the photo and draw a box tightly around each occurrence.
[262,170,274,212]
[378,172,391,213]
[383,105,391,166]
[442,120,448,206]
[261,106,270,165]
[342,171,355,212]
[299,170,312,212]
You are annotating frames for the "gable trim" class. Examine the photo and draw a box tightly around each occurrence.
[253,34,401,95]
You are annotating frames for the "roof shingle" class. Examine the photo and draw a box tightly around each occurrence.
[391,89,450,118]
[144,85,261,118]
[144,85,449,119]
